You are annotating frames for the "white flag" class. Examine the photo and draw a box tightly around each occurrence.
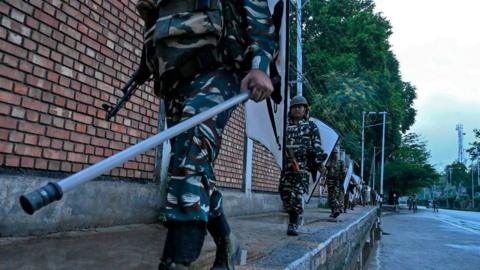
[245,0,289,168]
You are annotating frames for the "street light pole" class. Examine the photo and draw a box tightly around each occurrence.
[472,162,475,209]
[361,112,365,181]
[380,112,387,197]
[296,0,303,96]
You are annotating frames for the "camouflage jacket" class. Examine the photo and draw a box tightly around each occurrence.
[325,158,337,179]
[221,0,277,75]
[285,118,325,172]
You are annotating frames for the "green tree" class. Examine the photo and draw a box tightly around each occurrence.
[466,129,480,161]
[382,133,440,194]
[294,0,417,163]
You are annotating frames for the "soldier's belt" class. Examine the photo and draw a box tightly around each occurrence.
[155,0,218,17]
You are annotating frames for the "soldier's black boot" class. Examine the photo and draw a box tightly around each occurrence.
[286,212,299,236]
[208,215,240,270]
[159,221,207,270]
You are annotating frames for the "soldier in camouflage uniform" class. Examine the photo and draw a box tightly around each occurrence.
[336,160,345,213]
[325,149,341,218]
[280,96,325,236]
[134,0,277,269]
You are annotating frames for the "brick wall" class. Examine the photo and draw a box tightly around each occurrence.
[252,143,281,192]
[0,0,281,192]
[0,0,160,179]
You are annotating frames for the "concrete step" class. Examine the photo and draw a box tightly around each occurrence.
[0,207,378,270]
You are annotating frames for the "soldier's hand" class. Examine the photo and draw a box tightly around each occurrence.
[241,69,273,102]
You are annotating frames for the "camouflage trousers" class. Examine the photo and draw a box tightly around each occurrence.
[163,67,242,223]
[279,170,309,215]
[326,178,340,211]
[337,187,345,210]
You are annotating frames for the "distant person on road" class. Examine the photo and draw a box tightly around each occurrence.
[433,199,439,213]
[412,194,418,213]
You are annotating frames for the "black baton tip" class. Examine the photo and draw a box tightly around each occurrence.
[19,182,63,215]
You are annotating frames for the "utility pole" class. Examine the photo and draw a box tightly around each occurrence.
[370,146,377,189]
[361,112,365,182]
[456,124,465,163]
[472,162,475,209]
[380,112,387,197]
[361,112,377,183]
[296,0,303,96]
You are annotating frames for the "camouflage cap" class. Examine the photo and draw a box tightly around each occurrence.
[290,96,309,107]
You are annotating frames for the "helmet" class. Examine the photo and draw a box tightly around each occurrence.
[290,96,309,107]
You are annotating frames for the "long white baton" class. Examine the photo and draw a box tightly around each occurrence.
[20,91,251,215]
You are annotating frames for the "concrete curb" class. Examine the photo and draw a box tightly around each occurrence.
[285,207,378,270]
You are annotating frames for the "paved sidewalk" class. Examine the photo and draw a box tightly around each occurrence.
[0,206,376,270]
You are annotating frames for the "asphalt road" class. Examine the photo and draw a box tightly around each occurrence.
[367,207,480,270]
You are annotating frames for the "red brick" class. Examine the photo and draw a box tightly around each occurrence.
[61,162,72,172]
[74,143,85,153]
[46,126,70,140]
[72,163,83,172]
[31,54,54,70]
[111,123,126,133]
[0,128,8,140]
[19,59,34,73]
[21,97,49,113]
[26,74,51,90]
[38,136,50,147]
[14,144,42,157]
[0,64,25,82]
[73,112,93,124]
[50,139,63,150]
[21,156,35,168]
[24,134,38,145]
[0,38,28,58]
[25,110,39,122]
[35,158,48,169]
[34,9,59,28]
[11,107,26,119]
[0,78,14,92]
[67,152,87,163]
[75,123,87,133]
[0,115,17,129]
[39,114,52,125]
[52,84,75,99]
[52,117,65,128]
[17,121,45,135]
[6,155,20,167]
[9,130,24,142]
[91,137,108,147]
[48,160,61,170]
[0,141,13,153]
[63,141,74,151]
[43,148,67,160]
[71,133,91,144]
[109,140,125,150]
[84,144,93,154]
[0,91,21,105]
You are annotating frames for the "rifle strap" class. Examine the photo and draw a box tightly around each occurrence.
[266,97,281,150]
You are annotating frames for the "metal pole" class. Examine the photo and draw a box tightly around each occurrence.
[361,111,365,182]
[380,112,386,196]
[296,0,303,96]
[20,92,251,214]
[472,163,475,209]
[372,147,376,190]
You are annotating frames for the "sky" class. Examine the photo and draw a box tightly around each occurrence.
[374,0,480,171]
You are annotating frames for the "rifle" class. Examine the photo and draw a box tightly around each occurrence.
[284,147,300,172]
[102,49,152,121]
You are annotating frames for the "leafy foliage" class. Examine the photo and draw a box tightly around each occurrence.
[466,129,480,161]
[292,0,417,169]
[383,133,440,194]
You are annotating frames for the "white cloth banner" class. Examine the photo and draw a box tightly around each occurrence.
[245,0,288,168]
[304,117,340,203]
